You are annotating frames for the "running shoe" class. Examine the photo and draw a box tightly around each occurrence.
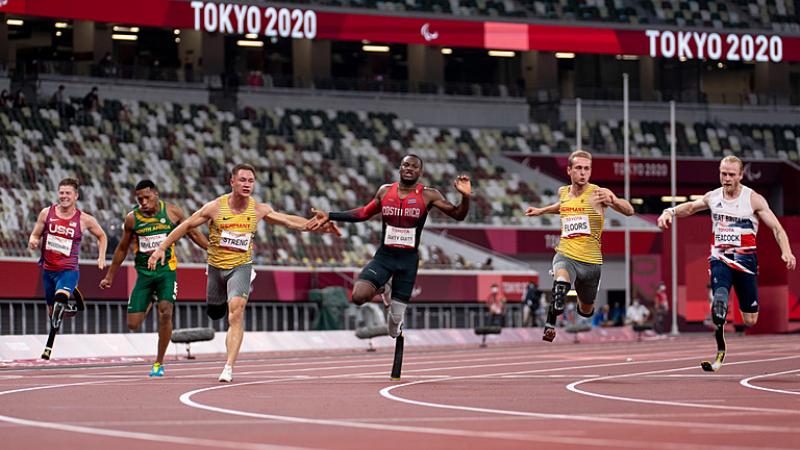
[149,362,164,377]
[219,365,233,382]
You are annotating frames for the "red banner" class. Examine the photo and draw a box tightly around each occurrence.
[2,0,800,62]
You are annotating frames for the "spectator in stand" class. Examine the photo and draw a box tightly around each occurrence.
[0,89,10,108]
[654,282,670,334]
[592,304,613,327]
[13,90,27,109]
[486,283,507,327]
[83,87,99,112]
[481,257,494,270]
[625,298,650,327]
[522,281,541,327]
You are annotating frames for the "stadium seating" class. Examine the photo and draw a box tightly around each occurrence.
[293,0,799,30]
[2,91,796,264]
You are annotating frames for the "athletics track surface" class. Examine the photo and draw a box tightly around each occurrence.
[0,334,798,450]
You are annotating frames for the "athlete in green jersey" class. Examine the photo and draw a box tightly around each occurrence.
[100,180,208,376]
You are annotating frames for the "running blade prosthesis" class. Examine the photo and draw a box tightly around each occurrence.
[701,351,726,372]
[390,333,404,380]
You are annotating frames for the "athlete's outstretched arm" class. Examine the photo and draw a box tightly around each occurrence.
[429,175,472,221]
[752,193,796,270]
[82,212,108,270]
[657,193,710,230]
[27,208,48,250]
[308,185,388,228]
[148,200,217,269]
[260,204,342,235]
[525,202,560,217]
[100,213,135,289]
[169,204,209,250]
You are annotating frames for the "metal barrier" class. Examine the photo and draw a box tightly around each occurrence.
[0,300,525,335]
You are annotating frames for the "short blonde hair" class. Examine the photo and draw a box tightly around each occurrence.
[568,150,592,167]
[720,155,743,173]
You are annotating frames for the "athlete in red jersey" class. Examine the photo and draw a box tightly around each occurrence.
[311,154,471,338]
[28,178,107,316]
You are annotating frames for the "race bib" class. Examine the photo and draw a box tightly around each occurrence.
[384,225,416,248]
[561,215,591,238]
[45,234,73,256]
[220,230,252,252]
[138,233,167,254]
[714,226,741,247]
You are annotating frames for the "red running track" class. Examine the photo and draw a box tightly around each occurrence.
[0,334,798,450]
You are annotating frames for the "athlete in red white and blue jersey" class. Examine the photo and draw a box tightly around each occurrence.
[28,178,107,315]
[658,155,795,371]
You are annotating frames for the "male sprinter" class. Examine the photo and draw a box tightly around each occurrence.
[148,163,339,382]
[100,180,208,376]
[28,178,107,358]
[525,150,634,342]
[658,155,795,371]
[310,155,471,341]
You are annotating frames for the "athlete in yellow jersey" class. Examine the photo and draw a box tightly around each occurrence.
[148,163,339,382]
[525,150,634,342]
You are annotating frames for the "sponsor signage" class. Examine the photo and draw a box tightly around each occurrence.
[2,0,800,62]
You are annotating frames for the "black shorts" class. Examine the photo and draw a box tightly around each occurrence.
[358,246,419,302]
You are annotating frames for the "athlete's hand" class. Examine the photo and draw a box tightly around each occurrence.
[783,252,796,271]
[99,275,113,289]
[593,188,616,206]
[97,258,106,271]
[454,175,471,197]
[525,207,543,217]
[305,208,329,231]
[148,248,165,270]
[28,236,40,250]
[320,221,342,237]
[657,211,673,230]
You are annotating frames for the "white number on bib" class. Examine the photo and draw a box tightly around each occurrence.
[714,226,741,247]
[561,215,591,238]
[220,230,252,252]
[45,234,73,256]
[384,225,416,248]
[138,233,167,254]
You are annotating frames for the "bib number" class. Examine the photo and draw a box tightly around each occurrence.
[714,226,741,248]
[220,230,252,252]
[561,215,591,238]
[384,225,416,248]
[138,233,167,254]
[45,234,73,256]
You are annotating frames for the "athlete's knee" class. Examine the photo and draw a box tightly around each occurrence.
[352,283,375,306]
[742,314,758,327]
[157,303,173,322]
[227,298,246,323]
[54,291,69,304]
[577,301,594,317]
[551,280,571,311]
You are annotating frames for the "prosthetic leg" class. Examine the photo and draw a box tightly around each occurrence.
[41,289,84,360]
[543,280,570,342]
[388,299,406,380]
[701,288,728,372]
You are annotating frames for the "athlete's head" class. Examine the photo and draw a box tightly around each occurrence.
[134,179,159,214]
[57,178,79,209]
[719,156,743,192]
[230,163,256,197]
[399,154,423,185]
[567,150,592,186]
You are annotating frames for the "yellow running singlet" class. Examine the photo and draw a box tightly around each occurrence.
[555,183,604,264]
[207,194,258,269]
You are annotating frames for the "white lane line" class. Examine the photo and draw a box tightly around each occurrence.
[566,354,800,414]
[378,354,800,435]
[740,369,800,395]
[0,380,320,450]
